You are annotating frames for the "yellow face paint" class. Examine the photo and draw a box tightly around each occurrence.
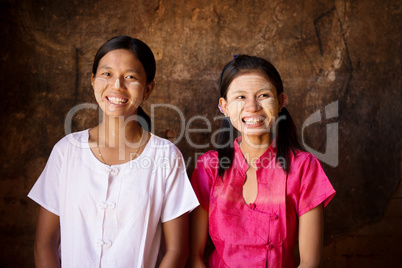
[114,78,120,89]
[223,73,280,138]
[127,81,145,107]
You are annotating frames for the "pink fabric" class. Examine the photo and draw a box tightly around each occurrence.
[191,138,336,267]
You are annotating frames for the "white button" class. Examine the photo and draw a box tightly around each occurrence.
[104,240,112,247]
[107,202,116,209]
[98,202,108,210]
[98,202,116,210]
[110,168,119,176]
[96,240,105,247]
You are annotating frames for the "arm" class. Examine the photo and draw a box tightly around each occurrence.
[187,206,208,268]
[298,204,324,268]
[159,213,190,268]
[34,206,61,268]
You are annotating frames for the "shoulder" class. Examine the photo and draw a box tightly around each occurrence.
[194,150,219,173]
[146,133,183,157]
[286,149,327,177]
[196,150,218,165]
[52,129,89,154]
[148,133,175,147]
[197,150,218,162]
[38,130,89,172]
[288,150,328,181]
[291,149,320,166]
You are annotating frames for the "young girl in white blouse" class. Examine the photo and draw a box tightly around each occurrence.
[28,35,199,267]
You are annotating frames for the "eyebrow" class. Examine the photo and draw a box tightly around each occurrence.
[98,66,142,74]
[231,87,275,94]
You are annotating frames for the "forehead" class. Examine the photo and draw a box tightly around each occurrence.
[98,49,142,70]
[228,72,276,93]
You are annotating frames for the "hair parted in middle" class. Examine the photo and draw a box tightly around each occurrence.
[216,54,304,176]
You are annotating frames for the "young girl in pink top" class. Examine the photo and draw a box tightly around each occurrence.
[188,55,336,267]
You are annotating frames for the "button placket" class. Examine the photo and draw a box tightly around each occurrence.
[248,203,256,211]
[98,202,108,210]
[98,202,116,210]
[110,167,119,176]
[269,213,279,220]
[107,202,116,209]
[96,239,112,247]
[104,240,112,247]
[96,239,105,247]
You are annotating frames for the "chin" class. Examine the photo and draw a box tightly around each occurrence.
[242,128,271,137]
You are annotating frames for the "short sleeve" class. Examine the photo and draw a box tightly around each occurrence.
[190,153,214,211]
[27,143,63,216]
[297,154,336,216]
[161,151,199,223]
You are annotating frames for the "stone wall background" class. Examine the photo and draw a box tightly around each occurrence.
[0,0,400,266]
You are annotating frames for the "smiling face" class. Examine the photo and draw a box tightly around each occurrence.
[219,72,284,140]
[91,49,154,118]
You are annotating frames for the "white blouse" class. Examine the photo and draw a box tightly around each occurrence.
[28,130,199,267]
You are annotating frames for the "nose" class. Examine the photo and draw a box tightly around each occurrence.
[244,98,260,112]
[112,78,121,89]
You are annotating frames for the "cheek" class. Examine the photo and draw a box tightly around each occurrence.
[128,81,145,104]
[128,81,144,92]
[93,78,107,101]
[227,101,245,117]
[261,98,279,116]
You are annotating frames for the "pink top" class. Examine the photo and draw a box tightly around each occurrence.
[191,138,336,267]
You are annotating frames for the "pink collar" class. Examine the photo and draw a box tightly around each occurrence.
[233,136,278,171]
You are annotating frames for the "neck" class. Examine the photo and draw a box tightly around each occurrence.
[99,115,142,147]
[240,133,272,167]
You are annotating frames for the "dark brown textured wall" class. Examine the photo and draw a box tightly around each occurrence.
[0,0,401,266]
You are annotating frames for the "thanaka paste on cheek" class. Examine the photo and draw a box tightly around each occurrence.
[128,81,145,107]
[260,97,279,127]
[227,101,245,125]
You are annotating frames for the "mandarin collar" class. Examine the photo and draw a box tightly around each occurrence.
[233,136,277,173]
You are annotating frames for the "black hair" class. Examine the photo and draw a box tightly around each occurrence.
[92,35,155,131]
[216,55,303,176]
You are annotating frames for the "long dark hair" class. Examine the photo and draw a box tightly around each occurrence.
[92,35,155,131]
[216,55,303,176]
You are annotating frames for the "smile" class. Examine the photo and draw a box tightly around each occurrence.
[107,96,128,104]
[242,117,265,126]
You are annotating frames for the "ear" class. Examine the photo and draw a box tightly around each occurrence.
[219,97,228,116]
[91,73,95,88]
[277,93,284,112]
[143,81,155,101]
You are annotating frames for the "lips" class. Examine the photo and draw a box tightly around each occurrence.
[106,96,128,104]
[242,116,266,126]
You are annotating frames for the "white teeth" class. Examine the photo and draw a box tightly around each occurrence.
[108,97,128,104]
[244,118,264,124]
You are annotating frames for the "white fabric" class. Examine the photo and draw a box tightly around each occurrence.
[28,130,199,268]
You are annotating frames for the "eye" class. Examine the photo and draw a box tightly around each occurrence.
[101,72,111,77]
[125,75,138,80]
[236,95,245,99]
[258,92,274,99]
